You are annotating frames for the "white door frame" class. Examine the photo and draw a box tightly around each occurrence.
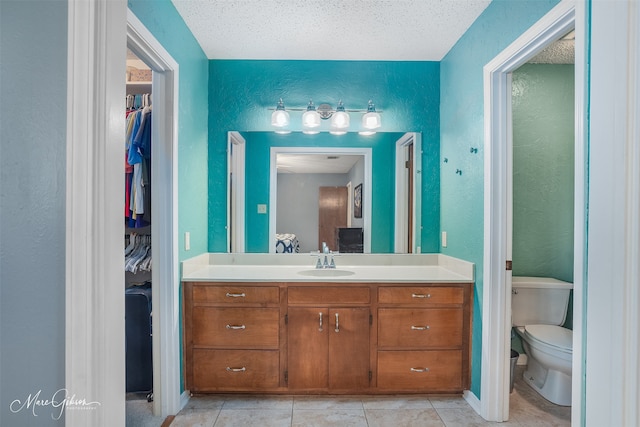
[66,1,127,425]
[227,131,246,252]
[394,132,422,253]
[481,0,581,422]
[66,3,181,425]
[127,10,182,418]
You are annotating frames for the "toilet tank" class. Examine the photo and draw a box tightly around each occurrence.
[512,276,573,327]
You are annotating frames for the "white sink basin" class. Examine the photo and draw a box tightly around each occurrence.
[297,269,356,277]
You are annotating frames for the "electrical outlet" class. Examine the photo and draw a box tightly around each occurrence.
[442,231,448,248]
[185,232,190,251]
[257,204,267,214]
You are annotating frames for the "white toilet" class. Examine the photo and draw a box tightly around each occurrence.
[512,276,573,406]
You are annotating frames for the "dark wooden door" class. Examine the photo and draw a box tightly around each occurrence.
[318,186,348,252]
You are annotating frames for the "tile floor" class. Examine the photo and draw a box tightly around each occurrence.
[126,367,571,426]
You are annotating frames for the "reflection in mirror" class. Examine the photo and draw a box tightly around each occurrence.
[227,131,422,254]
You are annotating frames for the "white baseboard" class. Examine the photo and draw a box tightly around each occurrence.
[180,390,190,411]
[463,389,482,415]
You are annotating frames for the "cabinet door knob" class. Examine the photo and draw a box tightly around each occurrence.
[334,312,340,333]
[411,325,430,330]
[225,292,246,298]
[410,367,430,373]
[226,367,246,373]
[411,293,431,299]
[226,324,246,330]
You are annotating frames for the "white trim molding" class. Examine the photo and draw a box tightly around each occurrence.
[482,0,578,422]
[66,1,127,426]
[127,10,181,418]
[394,132,422,253]
[585,0,640,425]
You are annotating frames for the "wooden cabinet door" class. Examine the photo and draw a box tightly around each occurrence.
[287,307,329,389]
[328,307,370,390]
[287,306,370,391]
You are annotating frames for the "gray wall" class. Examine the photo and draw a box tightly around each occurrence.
[1,1,67,425]
[276,173,349,253]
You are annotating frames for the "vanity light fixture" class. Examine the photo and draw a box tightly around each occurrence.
[269,99,382,134]
[302,100,321,134]
[361,100,381,131]
[329,100,350,135]
[271,98,290,134]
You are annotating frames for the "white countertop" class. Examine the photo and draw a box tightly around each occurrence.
[182,253,474,283]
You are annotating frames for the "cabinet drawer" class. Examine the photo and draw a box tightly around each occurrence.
[378,286,463,305]
[193,285,279,305]
[192,349,279,390]
[288,287,370,304]
[192,307,279,347]
[377,350,463,391]
[378,308,463,348]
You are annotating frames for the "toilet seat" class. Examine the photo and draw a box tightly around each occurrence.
[524,324,572,353]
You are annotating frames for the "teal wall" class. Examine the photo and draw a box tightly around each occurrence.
[242,132,403,252]
[128,0,209,394]
[208,60,441,253]
[440,0,561,397]
[128,0,210,261]
[512,64,575,283]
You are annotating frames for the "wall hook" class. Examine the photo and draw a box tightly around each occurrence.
[470,147,478,154]
[455,169,462,175]
[444,158,448,163]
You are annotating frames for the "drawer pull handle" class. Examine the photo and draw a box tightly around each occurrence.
[411,293,431,299]
[319,312,323,332]
[335,312,340,333]
[411,325,430,331]
[226,324,246,330]
[410,367,430,373]
[226,367,246,373]
[225,292,246,298]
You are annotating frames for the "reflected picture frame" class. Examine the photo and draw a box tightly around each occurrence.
[354,183,362,218]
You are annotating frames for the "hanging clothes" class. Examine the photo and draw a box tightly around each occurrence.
[125,94,152,228]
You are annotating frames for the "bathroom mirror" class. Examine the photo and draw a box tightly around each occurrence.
[227,131,422,254]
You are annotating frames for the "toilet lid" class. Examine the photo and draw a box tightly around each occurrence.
[524,324,572,351]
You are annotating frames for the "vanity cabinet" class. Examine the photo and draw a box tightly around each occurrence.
[183,283,283,392]
[376,286,472,392]
[183,281,472,395]
[287,287,370,391]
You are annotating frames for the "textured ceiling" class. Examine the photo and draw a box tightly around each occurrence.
[277,153,361,174]
[171,0,492,60]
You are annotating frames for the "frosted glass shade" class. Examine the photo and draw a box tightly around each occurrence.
[302,110,321,128]
[362,111,381,130]
[271,109,290,128]
[331,110,350,129]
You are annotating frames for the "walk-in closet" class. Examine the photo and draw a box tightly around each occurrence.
[124,47,155,421]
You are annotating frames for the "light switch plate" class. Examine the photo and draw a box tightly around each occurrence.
[257,204,267,214]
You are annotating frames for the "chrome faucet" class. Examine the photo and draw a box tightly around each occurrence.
[314,242,336,269]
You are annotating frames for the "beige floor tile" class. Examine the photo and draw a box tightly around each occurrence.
[170,409,219,427]
[214,409,292,427]
[365,408,445,427]
[184,395,226,410]
[293,395,364,410]
[292,409,368,427]
[221,395,293,410]
[435,407,498,426]
[429,395,470,409]
[361,395,434,409]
